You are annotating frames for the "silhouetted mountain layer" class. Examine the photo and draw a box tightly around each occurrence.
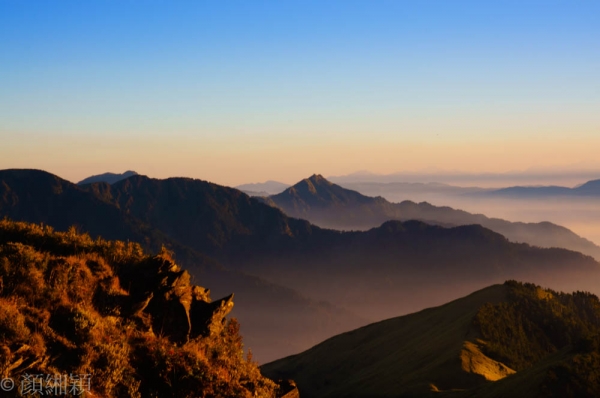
[263,174,600,260]
[480,179,600,198]
[0,169,365,363]
[77,170,138,185]
[78,174,600,318]
[262,281,600,398]
[2,169,600,360]
[0,169,161,246]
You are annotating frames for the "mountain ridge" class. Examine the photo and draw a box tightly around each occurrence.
[479,178,600,198]
[264,174,600,260]
[262,281,600,397]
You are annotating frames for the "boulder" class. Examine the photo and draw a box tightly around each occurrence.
[117,255,235,343]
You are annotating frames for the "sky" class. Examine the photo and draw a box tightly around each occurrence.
[1,0,599,186]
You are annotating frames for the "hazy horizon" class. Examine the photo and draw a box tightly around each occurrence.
[4,167,600,191]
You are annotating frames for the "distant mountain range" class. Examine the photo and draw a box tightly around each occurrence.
[336,180,489,200]
[478,179,600,198]
[328,169,600,188]
[2,169,600,363]
[261,174,600,260]
[262,281,600,397]
[327,172,600,199]
[77,170,139,185]
[236,180,290,195]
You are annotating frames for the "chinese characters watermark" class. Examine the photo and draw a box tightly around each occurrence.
[0,373,91,395]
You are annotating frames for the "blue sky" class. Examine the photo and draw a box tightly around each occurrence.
[1,1,599,185]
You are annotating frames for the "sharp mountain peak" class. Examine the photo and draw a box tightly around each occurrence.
[295,174,332,190]
[305,174,328,183]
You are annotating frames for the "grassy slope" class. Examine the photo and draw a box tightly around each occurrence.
[263,281,600,398]
[261,285,509,397]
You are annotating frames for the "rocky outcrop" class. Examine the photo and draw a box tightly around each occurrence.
[460,341,515,382]
[190,293,234,338]
[104,254,235,344]
[276,379,300,398]
[0,219,285,397]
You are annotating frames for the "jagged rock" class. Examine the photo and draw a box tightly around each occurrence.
[116,255,235,343]
[192,285,211,302]
[190,293,234,338]
[276,379,300,398]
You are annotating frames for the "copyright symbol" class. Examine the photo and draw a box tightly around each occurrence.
[0,378,14,391]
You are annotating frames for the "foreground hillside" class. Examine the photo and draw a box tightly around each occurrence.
[264,174,600,260]
[262,281,600,398]
[0,219,291,397]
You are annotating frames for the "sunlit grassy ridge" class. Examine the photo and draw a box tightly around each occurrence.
[262,281,600,398]
[0,219,279,397]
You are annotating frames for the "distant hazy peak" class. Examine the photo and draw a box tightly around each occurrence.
[272,174,376,211]
[77,170,139,185]
[485,177,600,197]
[576,178,600,190]
[288,174,337,194]
[235,180,290,195]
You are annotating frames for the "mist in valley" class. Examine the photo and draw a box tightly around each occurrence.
[334,181,600,247]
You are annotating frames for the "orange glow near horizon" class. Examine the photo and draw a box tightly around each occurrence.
[3,127,600,187]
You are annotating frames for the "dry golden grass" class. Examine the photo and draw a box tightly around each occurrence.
[0,218,279,397]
